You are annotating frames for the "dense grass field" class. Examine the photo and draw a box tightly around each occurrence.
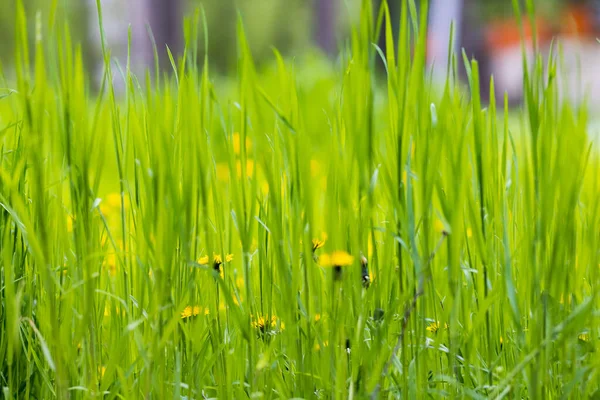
[1,0,600,398]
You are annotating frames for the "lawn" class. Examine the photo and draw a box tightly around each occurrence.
[1,0,599,398]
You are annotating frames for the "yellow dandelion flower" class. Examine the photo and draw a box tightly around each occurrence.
[251,315,284,333]
[106,192,122,208]
[579,333,590,342]
[104,253,117,277]
[312,238,326,251]
[260,180,270,195]
[67,215,75,232]
[236,159,254,177]
[314,340,329,351]
[426,321,440,334]
[233,132,242,154]
[232,132,252,155]
[198,255,209,265]
[314,313,321,322]
[319,251,354,267]
[434,219,445,234]
[216,162,230,182]
[181,305,204,319]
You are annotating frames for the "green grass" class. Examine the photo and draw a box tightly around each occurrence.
[1,0,599,398]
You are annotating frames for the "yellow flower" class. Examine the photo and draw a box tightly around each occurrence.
[579,333,590,342]
[236,159,254,177]
[66,215,75,232]
[314,340,329,351]
[198,255,209,265]
[319,251,354,267]
[181,305,206,319]
[252,315,284,332]
[232,132,252,155]
[312,238,325,251]
[104,253,117,277]
[426,321,440,334]
[106,192,122,208]
[212,253,234,268]
[260,180,270,195]
[314,313,321,322]
[434,219,445,234]
[216,162,230,181]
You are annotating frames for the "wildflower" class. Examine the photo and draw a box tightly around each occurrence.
[66,215,75,232]
[106,192,122,208]
[426,321,440,334]
[434,219,445,234]
[216,163,230,181]
[312,238,326,252]
[314,340,329,351]
[236,159,254,177]
[318,251,354,267]
[251,315,285,335]
[181,306,199,319]
[314,313,321,322]
[198,255,210,265]
[232,132,252,155]
[579,333,590,342]
[260,181,270,195]
[104,253,117,277]
[319,250,354,280]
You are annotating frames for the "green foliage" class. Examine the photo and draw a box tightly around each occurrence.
[0,0,599,398]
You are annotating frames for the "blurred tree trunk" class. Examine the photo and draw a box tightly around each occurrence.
[145,0,182,69]
[315,0,336,54]
[428,0,463,81]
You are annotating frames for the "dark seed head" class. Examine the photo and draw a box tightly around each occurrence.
[361,266,370,288]
[333,265,342,280]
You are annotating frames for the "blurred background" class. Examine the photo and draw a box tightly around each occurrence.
[0,0,599,104]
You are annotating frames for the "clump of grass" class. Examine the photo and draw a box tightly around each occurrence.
[0,0,599,398]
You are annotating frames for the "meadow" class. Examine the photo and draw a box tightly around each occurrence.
[1,0,599,398]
